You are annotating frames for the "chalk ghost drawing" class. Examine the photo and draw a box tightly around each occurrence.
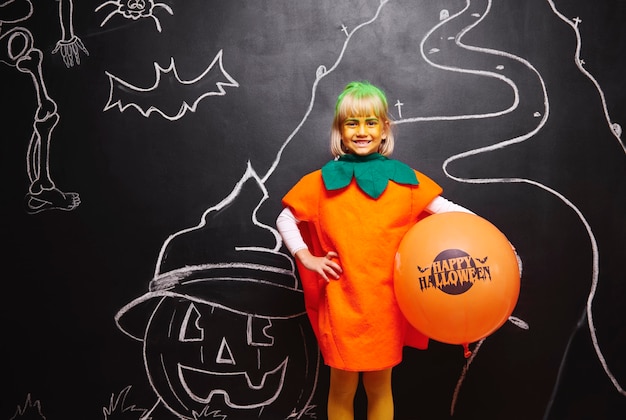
[103,50,239,120]
[1,0,87,214]
[115,163,320,420]
[96,0,174,33]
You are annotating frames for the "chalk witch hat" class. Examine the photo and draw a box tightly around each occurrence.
[116,164,306,341]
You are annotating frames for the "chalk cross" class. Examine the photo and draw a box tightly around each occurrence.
[395,99,404,119]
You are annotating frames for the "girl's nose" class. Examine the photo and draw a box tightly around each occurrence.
[357,123,367,135]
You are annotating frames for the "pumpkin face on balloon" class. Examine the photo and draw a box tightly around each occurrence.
[142,295,318,419]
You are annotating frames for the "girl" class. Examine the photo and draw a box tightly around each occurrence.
[276,81,474,420]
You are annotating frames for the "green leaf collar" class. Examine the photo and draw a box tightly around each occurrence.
[321,153,419,199]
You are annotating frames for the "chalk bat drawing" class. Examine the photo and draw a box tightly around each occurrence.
[95,0,174,33]
[1,0,87,214]
[103,50,239,120]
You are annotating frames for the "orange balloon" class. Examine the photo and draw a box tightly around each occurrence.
[394,212,520,347]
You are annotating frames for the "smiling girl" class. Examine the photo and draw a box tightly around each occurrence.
[276,81,474,419]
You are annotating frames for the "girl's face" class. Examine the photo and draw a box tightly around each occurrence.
[340,114,387,156]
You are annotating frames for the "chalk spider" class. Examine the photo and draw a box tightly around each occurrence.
[96,0,173,33]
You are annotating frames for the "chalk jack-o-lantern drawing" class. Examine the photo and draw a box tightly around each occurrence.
[136,277,319,419]
[116,165,320,419]
[147,300,290,411]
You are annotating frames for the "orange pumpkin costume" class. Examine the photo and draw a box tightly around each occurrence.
[282,168,443,371]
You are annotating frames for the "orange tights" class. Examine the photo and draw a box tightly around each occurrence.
[327,367,394,420]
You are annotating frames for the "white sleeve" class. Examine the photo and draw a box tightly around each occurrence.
[425,196,475,215]
[276,207,309,256]
[426,197,522,275]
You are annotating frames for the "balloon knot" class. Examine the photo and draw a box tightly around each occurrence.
[463,343,472,358]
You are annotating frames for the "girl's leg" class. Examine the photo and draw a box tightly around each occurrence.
[362,368,394,420]
[328,367,359,420]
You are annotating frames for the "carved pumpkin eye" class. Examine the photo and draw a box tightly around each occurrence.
[248,315,274,347]
[179,303,203,342]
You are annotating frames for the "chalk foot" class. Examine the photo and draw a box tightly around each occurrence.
[26,188,80,214]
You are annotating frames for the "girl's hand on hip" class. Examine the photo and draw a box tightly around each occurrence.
[295,249,342,282]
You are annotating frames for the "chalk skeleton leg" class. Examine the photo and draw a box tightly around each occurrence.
[0,27,79,213]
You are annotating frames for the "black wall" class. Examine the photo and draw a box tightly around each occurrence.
[3,0,625,419]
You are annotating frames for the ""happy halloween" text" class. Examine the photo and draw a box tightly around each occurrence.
[418,255,492,293]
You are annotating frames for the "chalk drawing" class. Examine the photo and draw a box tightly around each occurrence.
[111,3,396,418]
[1,0,85,214]
[52,0,89,67]
[103,386,149,419]
[543,0,626,408]
[10,394,46,420]
[103,50,239,120]
[395,0,625,415]
[109,0,623,418]
[96,0,174,33]
[115,162,320,419]
[265,0,623,416]
[554,11,624,153]
[394,99,404,119]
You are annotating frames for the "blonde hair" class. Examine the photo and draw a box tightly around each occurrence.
[330,81,395,157]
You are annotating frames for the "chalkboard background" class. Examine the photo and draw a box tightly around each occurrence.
[3,0,625,419]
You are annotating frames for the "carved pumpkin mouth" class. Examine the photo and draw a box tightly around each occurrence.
[177,358,288,409]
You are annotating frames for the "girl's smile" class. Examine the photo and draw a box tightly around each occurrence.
[341,115,388,156]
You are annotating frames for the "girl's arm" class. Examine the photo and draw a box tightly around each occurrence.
[276,208,342,281]
[426,197,522,275]
[425,196,475,214]
[275,207,308,255]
